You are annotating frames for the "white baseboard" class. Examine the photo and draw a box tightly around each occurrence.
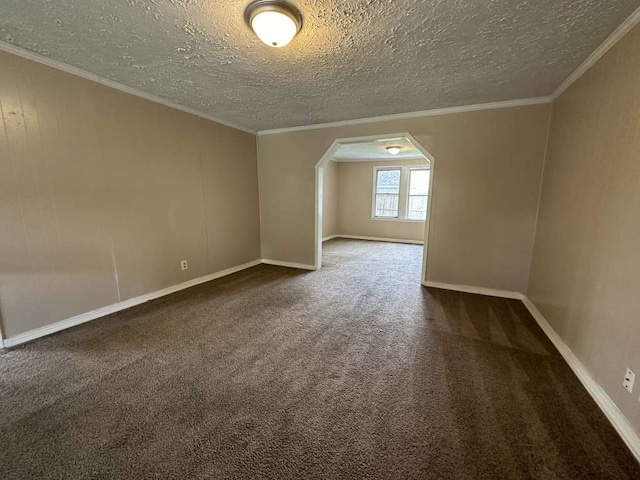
[522,296,640,463]
[421,282,640,461]
[322,235,339,242]
[4,259,638,462]
[334,235,423,245]
[422,281,523,300]
[261,259,316,271]
[2,259,262,348]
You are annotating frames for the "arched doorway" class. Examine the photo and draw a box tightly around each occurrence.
[314,133,435,284]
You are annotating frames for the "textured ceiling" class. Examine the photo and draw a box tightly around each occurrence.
[1,0,639,131]
[333,137,425,162]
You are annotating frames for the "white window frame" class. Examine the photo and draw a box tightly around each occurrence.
[372,165,429,222]
[406,167,430,221]
[372,166,402,219]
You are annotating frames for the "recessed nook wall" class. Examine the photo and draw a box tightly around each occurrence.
[337,158,430,243]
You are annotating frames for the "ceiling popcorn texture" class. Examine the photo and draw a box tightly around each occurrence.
[0,0,638,131]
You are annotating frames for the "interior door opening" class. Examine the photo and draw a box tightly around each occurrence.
[314,133,435,284]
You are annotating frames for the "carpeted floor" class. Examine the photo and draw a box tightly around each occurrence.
[1,239,638,479]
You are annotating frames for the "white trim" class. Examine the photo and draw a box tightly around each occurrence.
[337,235,423,245]
[0,41,256,135]
[258,97,551,135]
[2,260,262,348]
[524,102,554,294]
[372,165,404,220]
[261,259,316,271]
[422,281,523,300]
[370,217,424,223]
[414,281,640,460]
[315,141,340,269]
[372,165,430,222]
[522,296,640,463]
[334,155,428,163]
[322,235,339,242]
[421,151,437,285]
[551,6,640,99]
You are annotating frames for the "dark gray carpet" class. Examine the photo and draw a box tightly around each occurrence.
[1,239,638,479]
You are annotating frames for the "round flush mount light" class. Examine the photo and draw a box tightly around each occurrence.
[386,146,402,155]
[244,0,303,48]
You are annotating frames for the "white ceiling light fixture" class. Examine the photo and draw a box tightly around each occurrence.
[244,0,303,48]
[386,146,402,155]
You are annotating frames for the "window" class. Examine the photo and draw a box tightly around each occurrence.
[374,168,401,218]
[407,169,430,220]
[372,165,430,221]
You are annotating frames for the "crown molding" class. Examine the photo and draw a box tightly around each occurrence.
[4,3,640,136]
[551,5,640,100]
[257,97,552,136]
[333,155,428,163]
[0,41,256,135]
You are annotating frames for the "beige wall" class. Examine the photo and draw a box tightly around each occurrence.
[527,25,640,434]
[336,159,428,242]
[258,104,550,292]
[322,160,339,238]
[0,50,260,339]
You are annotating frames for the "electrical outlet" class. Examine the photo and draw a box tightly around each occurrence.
[180,260,188,271]
[623,368,636,393]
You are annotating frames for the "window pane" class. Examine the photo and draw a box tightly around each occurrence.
[375,169,400,195]
[407,196,427,220]
[409,170,429,196]
[375,193,399,217]
[375,169,400,217]
[408,169,429,220]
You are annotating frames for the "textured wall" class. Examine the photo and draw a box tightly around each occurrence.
[0,50,260,338]
[258,104,550,292]
[336,159,427,242]
[0,1,638,130]
[528,24,640,435]
[321,160,338,239]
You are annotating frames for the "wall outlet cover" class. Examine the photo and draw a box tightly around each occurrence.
[623,368,636,393]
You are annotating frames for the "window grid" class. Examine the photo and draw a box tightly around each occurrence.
[374,168,401,218]
[407,169,430,221]
[372,166,430,221]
